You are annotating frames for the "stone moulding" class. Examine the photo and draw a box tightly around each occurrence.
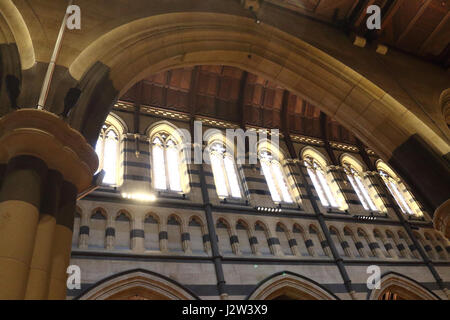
[0,109,98,193]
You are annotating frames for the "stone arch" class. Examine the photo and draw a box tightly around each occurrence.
[247,271,339,300]
[301,147,329,168]
[340,153,366,172]
[76,269,199,300]
[367,272,440,300]
[115,209,132,221]
[66,12,449,163]
[188,215,208,254]
[0,0,35,70]
[144,211,160,224]
[90,207,107,220]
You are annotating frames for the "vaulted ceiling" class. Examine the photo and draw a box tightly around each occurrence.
[119,65,358,145]
[267,0,450,67]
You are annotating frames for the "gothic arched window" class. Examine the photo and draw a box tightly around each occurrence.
[304,156,338,208]
[151,132,182,192]
[377,161,421,216]
[96,123,121,186]
[343,163,378,211]
[259,150,293,203]
[209,142,242,199]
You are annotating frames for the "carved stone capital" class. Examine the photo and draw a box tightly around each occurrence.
[0,109,98,193]
[433,199,450,239]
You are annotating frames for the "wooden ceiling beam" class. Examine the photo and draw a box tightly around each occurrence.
[379,0,406,32]
[419,11,450,55]
[396,0,432,44]
[188,66,199,117]
[353,0,377,27]
[237,71,249,129]
[280,90,290,134]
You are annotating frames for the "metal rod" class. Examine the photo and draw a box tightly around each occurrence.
[37,0,73,110]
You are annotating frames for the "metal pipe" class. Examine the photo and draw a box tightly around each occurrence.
[37,0,73,110]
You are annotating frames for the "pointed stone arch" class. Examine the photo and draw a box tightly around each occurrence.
[76,269,199,300]
[367,272,440,300]
[247,271,339,300]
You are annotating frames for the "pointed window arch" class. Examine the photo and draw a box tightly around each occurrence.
[258,147,293,203]
[95,114,125,186]
[341,157,377,211]
[302,149,341,208]
[151,132,182,192]
[209,141,242,199]
[147,121,191,194]
[377,161,422,217]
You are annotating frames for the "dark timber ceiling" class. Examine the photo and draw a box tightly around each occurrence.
[119,65,358,145]
[267,0,450,67]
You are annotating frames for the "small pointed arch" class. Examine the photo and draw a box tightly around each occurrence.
[423,232,443,259]
[216,217,234,255]
[329,226,347,257]
[292,223,310,257]
[413,231,435,260]
[302,147,347,211]
[247,271,339,300]
[144,212,160,251]
[89,208,108,249]
[357,227,376,257]
[398,230,418,259]
[115,209,132,222]
[236,219,253,255]
[344,226,364,257]
[385,229,404,258]
[308,224,327,257]
[254,220,273,255]
[367,272,440,300]
[75,269,200,300]
[276,222,293,256]
[188,215,207,254]
[373,228,389,257]
[144,212,160,224]
[91,207,107,220]
[167,214,183,253]
[115,210,132,250]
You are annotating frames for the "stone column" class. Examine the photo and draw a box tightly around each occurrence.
[47,181,77,300]
[286,230,300,256]
[0,156,47,299]
[202,228,212,254]
[25,170,63,299]
[366,233,385,258]
[78,214,90,249]
[131,218,145,253]
[248,229,260,256]
[181,223,192,254]
[159,221,169,252]
[229,225,241,255]
[105,216,115,250]
[0,109,98,300]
